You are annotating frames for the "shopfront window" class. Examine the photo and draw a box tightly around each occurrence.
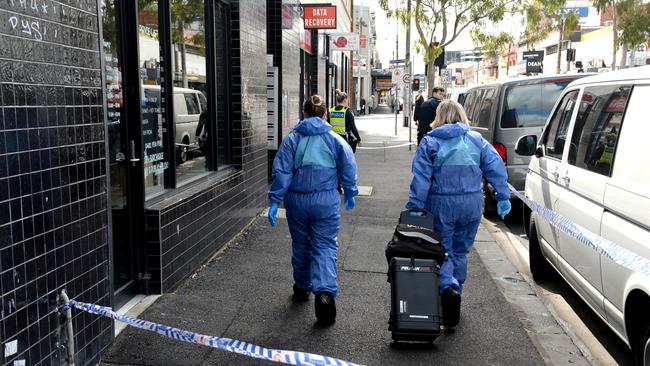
[171,0,210,184]
[139,1,167,195]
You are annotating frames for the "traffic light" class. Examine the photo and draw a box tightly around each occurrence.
[566,48,576,62]
[412,78,420,91]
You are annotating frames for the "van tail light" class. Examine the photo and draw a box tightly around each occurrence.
[493,143,507,165]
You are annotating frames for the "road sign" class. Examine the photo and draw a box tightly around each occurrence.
[389,59,405,64]
[441,69,452,84]
[391,68,404,85]
[402,73,411,84]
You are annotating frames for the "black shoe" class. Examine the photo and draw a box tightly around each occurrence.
[314,292,336,325]
[292,285,311,302]
[441,288,461,328]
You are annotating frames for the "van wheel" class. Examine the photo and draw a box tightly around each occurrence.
[634,324,650,366]
[177,137,190,164]
[483,183,498,218]
[529,218,553,283]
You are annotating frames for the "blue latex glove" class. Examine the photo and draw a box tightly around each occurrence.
[497,200,512,220]
[344,197,355,211]
[268,202,279,226]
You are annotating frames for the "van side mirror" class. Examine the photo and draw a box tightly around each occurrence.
[515,135,538,156]
[535,146,544,158]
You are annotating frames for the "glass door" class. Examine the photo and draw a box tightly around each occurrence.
[102,0,146,309]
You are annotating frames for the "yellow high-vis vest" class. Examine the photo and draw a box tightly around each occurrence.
[329,106,347,135]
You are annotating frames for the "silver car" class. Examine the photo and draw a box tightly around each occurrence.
[461,74,590,215]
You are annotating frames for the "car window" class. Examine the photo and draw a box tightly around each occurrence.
[468,89,485,122]
[501,79,573,128]
[174,93,188,115]
[462,90,477,120]
[611,85,650,193]
[184,93,200,115]
[198,92,207,112]
[541,90,579,159]
[474,87,496,128]
[567,85,631,176]
[457,93,467,106]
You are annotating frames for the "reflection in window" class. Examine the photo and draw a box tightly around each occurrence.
[542,91,579,160]
[171,0,210,184]
[139,0,167,195]
[567,85,630,176]
[501,81,572,128]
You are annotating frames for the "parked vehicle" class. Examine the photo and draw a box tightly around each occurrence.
[461,74,590,215]
[141,85,207,164]
[517,66,650,365]
[445,87,469,105]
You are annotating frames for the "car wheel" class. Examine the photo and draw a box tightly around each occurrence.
[483,182,498,218]
[635,324,650,366]
[529,218,554,283]
[179,137,190,163]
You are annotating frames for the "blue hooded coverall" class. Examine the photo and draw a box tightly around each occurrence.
[406,123,509,294]
[268,117,358,297]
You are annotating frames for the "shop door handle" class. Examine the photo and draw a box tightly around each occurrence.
[129,140,140,165]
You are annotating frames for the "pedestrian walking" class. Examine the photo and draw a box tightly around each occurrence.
[413,89,424,127]
[406,100,511,328]
[416,87,445,146]
[329,90,361,153]
[369,94,376,114]
[360,97,366,115]
[268,95,359,326]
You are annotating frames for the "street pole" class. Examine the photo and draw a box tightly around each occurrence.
[404,0,411,144]
[394,16,398,136]
[556,17,564,74]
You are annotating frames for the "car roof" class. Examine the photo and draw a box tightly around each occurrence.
[479,73,592,88]
[567,65,650,86]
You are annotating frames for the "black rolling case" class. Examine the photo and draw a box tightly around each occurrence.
[386,209,446,343]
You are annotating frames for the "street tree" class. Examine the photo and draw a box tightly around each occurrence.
[379,0,519,95]
[615,0,650,68]
[521,0,579,73]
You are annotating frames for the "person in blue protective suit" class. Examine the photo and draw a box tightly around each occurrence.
[406,100,511,328]
[268,95,358,326]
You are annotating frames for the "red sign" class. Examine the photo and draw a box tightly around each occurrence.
[360,35,367,49]
[303,5,337,29]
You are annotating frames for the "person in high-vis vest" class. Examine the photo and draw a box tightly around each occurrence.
[268,95,358,326]
[329,90,361,153]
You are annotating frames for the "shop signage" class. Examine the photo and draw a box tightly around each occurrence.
[360,35,367,49]
[303,5,337,29]
[330,32,359,51]
[523,50,544,74]
[376,79,394,88]
[391,67,404,85]
[300,29,312,53]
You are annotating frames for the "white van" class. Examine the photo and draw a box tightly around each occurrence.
[517,66,650,365]
[141,85,207,163]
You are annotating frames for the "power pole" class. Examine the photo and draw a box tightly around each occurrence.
[404,0,411,141]
[394,15,399,136]
[556,17,564,74]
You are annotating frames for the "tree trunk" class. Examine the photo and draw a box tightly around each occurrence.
[619,44,628,68]
[556,18,563,74]
[426,61,435,97]
[611,5,617,70]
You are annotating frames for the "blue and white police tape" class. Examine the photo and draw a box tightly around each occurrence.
[509,184,650,277]
[67,300,364,366]
[356,142,415,150]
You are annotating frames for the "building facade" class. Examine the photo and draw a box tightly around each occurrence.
[0,0,269,365]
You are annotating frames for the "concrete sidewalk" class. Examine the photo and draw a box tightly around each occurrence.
[101,114,548,366]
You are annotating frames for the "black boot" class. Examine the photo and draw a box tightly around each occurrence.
[441,288,461,328]
[292,285,311,302]
[314,292,336,325]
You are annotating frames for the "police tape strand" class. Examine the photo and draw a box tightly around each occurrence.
[356,142,415,150]
[67,300,365,366]
[509,184,650,277]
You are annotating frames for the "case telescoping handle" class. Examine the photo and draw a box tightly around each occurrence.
[410,255,415,269]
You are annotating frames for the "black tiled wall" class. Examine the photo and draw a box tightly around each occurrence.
[0,1,112,366]
[143,0,269,293]
[266,0,301,176]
